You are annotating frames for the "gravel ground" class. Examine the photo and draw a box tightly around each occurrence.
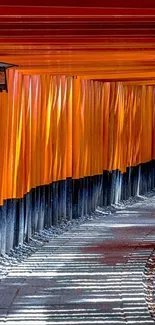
[0,191,155,324]
[1,191,155,280]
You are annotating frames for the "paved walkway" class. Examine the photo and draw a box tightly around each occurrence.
[0,195,155,324]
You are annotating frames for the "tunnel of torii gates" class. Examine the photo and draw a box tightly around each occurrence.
[1,0,155,255]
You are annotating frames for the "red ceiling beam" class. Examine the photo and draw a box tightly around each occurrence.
[1,37,155,45]
[1,6,155,17]
[0,0,155,74]
[1,0,155,7]
[0,30,154,38]
[0,17,155,23]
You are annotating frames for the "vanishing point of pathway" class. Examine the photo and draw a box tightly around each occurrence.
[1,195,155,324]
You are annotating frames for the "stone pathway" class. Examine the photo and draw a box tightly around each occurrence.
[0,195,155,324]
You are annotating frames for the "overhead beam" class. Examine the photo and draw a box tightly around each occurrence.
[1,2,155,77]
[1,6,155,17]
[81,72,155,80]
[1,0,155,7]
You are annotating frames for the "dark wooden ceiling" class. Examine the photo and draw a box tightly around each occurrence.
[1,1,155,80]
